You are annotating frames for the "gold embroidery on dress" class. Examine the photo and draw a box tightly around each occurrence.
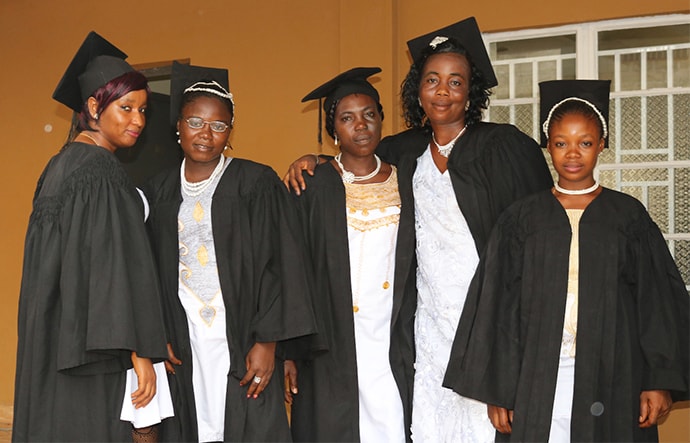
[347,213,401,231]
[344,166,401,210]
[197,245,209,267]
[193,201,204,222]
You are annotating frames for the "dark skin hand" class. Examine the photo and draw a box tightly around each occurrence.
[283,359,298,404]
[488,404,513,434]
[639,390,672,428]
[488,389,672,433]
[165,341,278,399]
[164,343,183,374]
[282,154,322,195]
[239,341,277,398]
[131,352,156,409]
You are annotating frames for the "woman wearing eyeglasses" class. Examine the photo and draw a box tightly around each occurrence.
[142,62,315,442]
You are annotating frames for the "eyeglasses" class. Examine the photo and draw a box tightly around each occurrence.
[184,117,230,133]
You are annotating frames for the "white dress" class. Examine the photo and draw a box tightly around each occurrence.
[346,167,406,443]
[410,148,494,443]
[177,159,232,442]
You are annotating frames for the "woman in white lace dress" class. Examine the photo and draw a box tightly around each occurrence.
[384,18,552,442]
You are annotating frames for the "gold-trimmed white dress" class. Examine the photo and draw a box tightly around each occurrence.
[345,167,406,443]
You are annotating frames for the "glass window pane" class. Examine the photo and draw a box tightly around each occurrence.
[561,58,576,80]
[515,63,533,98]
[673,48,690,87]
[599,24,690,51]
[647,51,668,89]
[598,55,616,89]
[620,53,642,91]
[490,34,575,60]
[537,59,557,83]
[494,64,510,99]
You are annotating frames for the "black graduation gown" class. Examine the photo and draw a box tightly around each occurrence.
[376,123,553,261]
[143,158,316,443]
[443,188,690,442]
[13,142,169,442]
[288,164,416,443]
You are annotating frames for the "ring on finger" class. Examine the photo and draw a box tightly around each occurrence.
[253,375,262,384]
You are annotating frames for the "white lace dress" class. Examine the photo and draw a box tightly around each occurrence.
[410,148,494,443]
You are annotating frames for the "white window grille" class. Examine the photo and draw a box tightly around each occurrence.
[483,15,690,290]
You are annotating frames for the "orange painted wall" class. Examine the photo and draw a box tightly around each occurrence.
[1,0,688,440]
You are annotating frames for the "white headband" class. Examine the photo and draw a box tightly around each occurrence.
[542,97,608,139]
[184,80,235,124]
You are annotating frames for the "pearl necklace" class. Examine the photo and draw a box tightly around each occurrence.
[181,155,225,197]
[334,153,382,184]
[554,180,600,195]
[432,125,468,157]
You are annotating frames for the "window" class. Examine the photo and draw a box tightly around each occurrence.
[484,15,690,288]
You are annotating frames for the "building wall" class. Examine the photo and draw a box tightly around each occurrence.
[1,0,687,439]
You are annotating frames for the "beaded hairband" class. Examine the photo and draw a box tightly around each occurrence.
[542,97,608,139]
[184,80,235,124]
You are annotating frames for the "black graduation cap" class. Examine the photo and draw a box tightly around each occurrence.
[301,67,382,143]
[539,79,611,148]
[169,61,231,125]
[406,17,497,88]
[52,31,134,112]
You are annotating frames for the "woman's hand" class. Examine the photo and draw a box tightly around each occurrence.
[131,352,156,409]
[487,404,513,434]
[164,343,182,374]
[284,359,298,404]
[282,154,320,195]
[240,342,276,399]
[639,390,672,428]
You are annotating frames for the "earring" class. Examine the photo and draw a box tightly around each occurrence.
[334,134,339,146]
[93,113,99,120]
[418,97,422,107]
[465,102,470,111]
[176,131,180,145]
